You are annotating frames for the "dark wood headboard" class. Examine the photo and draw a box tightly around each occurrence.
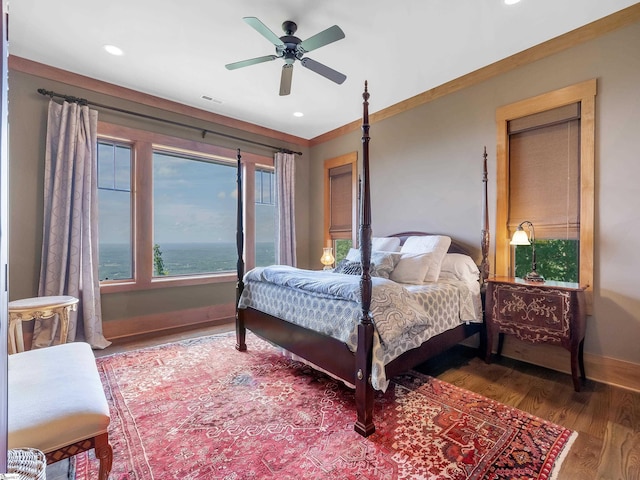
[388,231,472,256]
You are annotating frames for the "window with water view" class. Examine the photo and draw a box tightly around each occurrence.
[97,134,276,285]
[97,141,132,281]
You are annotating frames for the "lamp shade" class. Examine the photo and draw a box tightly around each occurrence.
[320,247,335,270]
[510,228,531,246]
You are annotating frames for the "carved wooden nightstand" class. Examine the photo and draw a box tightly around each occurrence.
[484,276,587,391]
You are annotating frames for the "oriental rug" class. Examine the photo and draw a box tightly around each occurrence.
[76,332,576,480]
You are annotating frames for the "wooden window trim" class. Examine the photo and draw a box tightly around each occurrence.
[324,152,358,248]
[98,121,272,293]
[495,79,595,312]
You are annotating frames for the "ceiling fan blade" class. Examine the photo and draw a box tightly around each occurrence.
[299,25,345,53]
[225,55,277,70]
[243,17,285,47]
[300,57,346,84]
[279,64,293,96]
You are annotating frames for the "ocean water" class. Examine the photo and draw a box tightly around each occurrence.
[99,242,275,281]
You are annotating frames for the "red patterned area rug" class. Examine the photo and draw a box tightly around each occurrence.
[76,332,576,480]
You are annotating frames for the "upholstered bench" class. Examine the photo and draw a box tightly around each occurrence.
[8,342,113,480]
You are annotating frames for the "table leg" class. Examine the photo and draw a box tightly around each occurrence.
[578,339,586,380]
[484,326,493,363]
[8,316,23,354]
[497,332,505,357]
[570,341,583,392]
[59,305,72,345]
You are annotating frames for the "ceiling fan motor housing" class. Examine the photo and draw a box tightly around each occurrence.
[278,20,304,63]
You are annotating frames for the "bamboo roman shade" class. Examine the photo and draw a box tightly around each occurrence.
[508,103,581,239]
[328,163,353,239]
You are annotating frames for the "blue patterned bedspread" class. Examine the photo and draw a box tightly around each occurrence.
[238,265,480,390]
[240,265,431,347]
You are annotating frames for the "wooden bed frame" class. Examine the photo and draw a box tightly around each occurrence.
[235,82,490,437]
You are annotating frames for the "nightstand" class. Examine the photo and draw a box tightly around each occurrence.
[484,276,587,392]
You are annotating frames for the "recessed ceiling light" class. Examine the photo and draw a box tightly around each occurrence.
[293,112,304,117]
[504,0,521,4]
[103,44,124,56]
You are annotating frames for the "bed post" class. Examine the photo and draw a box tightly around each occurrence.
[480,146,490,289]
[354,81,376,437]
[235,148,247,352]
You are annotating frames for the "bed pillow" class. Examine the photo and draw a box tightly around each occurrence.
[439,253,480,283]
[400,235,451,282]
[371,236,401,252]
[333,259,365,275]
[344,248,401,279]
[389,252,431,285]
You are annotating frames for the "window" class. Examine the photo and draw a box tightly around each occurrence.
[508,103,580,283]
[255,168,276,267]
[152,150,237,276]
[495,79,595,309]
[324,152,357,266]
[97,123,274,292]
[97,141,133,281]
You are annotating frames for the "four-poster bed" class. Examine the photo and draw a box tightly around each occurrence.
[235,82,490,437]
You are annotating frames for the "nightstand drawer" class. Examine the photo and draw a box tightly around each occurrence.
[493,285,570,344]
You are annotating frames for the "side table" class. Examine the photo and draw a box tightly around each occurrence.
[484,276,587,391]
[8,295,79,354]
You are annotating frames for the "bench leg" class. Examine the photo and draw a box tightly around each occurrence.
[94,432,113,480]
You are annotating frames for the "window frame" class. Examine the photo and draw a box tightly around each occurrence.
[495,79,595,310]
[98,121,273,294]
[324,152,358,254]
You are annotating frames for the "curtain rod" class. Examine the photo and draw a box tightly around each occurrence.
[36,88,303,156]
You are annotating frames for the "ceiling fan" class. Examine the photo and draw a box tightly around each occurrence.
[225,17,347,96]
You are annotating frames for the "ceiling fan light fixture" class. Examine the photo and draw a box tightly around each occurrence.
[293,112,304,117]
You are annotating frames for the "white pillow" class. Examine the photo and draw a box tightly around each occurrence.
[372,236,401,252]
[440,253,480,282]
[401,235,451,282]
[390,252,431,285]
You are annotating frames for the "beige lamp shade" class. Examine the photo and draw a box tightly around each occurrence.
[510,227,531,246]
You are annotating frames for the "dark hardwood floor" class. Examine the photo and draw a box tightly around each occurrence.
[97,324,640,479]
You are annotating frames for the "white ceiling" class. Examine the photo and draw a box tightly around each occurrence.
[8,0,639,140]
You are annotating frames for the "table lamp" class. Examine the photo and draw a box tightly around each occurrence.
[320,247,335,270]
[510,220,544,282]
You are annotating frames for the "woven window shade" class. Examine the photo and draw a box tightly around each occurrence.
[508,104,580,240]
[329,164,352,239]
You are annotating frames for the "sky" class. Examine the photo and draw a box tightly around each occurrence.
[98,147,274,245]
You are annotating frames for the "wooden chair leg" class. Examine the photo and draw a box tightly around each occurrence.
[94,432,113,480]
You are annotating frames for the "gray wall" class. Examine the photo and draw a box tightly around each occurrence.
[7,70,311,329]
[310,21,640,365]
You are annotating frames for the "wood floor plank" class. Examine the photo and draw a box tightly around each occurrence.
[611,388,640,432]
[596,423,640,479]
[570,380,611,438]
[557,431,604,480]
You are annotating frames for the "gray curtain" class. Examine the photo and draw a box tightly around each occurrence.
[33,100,111,349]
[275,152,296,266]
